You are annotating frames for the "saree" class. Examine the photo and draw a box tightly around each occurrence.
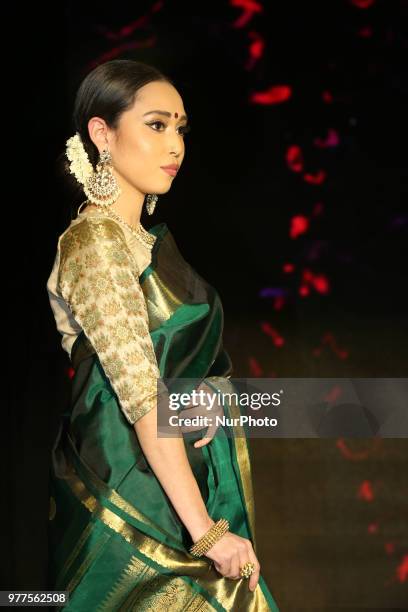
[48,220,280,611]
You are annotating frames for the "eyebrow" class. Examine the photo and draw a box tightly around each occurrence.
[143,110,189,121]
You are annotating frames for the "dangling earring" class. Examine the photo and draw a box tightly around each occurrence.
[84,148,121,208]
[145,193,158,215]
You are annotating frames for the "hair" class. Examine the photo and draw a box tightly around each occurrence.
[57,59,174,212]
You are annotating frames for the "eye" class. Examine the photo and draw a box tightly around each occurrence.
[179,124,191,136]
[147,121,191,137]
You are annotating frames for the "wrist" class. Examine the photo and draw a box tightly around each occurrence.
[189,518,230,557]
[189,517,215,543]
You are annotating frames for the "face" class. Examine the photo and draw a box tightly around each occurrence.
[89,81,189,198]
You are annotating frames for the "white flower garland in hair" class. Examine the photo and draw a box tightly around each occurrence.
[65,132,94,185]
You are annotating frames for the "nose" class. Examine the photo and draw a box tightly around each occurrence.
[169,130,184,157]
[169,148,182,161]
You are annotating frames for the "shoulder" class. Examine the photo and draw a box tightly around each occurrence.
[59,216,128,261]
[57,216,140,293]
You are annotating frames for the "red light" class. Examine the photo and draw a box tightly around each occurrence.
[350,0,375,8]
[322,90,333,103]
[286,145,304,172]
[250,84,292,105]
[290,215,309,239]
[249,356,263,376]
[303,170,326,184]
[358,480,374,502]
[312,274,330,294]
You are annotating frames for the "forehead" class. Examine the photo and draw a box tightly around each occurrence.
[132,81,186,117]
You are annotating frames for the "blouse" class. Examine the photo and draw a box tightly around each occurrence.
[46,207,164,425]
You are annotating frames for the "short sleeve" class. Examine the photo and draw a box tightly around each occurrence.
[58,216,162,425]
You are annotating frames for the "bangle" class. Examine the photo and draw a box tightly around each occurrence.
[189,518,230,557]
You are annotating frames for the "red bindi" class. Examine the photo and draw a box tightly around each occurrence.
[174,112,178,118]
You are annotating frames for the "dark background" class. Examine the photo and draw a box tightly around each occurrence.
[4,1,408,610]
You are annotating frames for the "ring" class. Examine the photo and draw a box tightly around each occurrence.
[239,561,255,578]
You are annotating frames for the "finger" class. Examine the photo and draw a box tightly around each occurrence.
[213,560,227,577]
[237,549,249,581]
[249,565,260,592]
[231,547,246,580]
[179,405,213,434]
[204,418,219,436]
[180,417,217,432]
[246,548,260,592]
[194,423,219,446]
[193,437,212,448]
[223,561,232,579]
[180,401,209,414]
[213,558,231,578]
[182,418,219,438]
[181,415,219,436]
[179,404,201,416]
[179,402,215,421]
[179,417,207,434]
[229,557,241,580]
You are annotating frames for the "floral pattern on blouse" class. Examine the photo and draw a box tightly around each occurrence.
[58,215,162,425]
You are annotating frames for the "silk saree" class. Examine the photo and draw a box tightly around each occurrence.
[48,219,280,611]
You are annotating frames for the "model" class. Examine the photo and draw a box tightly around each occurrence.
[46,59,280,611]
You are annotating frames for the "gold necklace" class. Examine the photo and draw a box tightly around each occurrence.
[101,205,156,250]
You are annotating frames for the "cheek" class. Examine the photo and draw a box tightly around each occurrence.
[117,126,151,155]
[130,139,159,173]
[115,134,152,171]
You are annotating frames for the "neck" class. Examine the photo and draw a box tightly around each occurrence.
[109,176,145,227]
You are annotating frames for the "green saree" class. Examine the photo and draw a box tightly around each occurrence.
[48,221,280,611]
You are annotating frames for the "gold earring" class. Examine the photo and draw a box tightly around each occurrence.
[84,148,121,208]
[145,194,158,215]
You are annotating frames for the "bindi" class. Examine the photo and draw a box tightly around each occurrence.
[143,110,188,121]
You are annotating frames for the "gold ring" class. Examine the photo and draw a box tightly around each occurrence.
[239,561,255,578]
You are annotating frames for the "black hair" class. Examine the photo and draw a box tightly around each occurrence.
[57,59,174,214]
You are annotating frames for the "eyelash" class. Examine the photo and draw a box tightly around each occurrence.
[147,120,191,136]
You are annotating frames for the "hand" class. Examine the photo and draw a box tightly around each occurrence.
[204,530,260,592]
[179,380,224,448]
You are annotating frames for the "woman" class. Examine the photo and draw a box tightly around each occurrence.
[47,59,280,611]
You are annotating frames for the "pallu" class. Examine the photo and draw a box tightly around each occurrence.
[48,221,280,611]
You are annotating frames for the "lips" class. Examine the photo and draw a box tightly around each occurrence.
[161,165,179,177]
[161,164,179,171]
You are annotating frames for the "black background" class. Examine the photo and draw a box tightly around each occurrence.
[3,1,408,609]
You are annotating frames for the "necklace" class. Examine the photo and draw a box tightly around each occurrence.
[99,204,156,250]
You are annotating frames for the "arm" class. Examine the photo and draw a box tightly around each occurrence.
[134,410,214,542]
[58,216,214,541]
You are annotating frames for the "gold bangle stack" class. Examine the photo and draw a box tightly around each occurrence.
[189,518,230,557]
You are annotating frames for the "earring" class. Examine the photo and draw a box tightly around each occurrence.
[145,193,158,215]
[84,148,121,208]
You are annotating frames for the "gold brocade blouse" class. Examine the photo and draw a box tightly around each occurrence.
[46,207,162,425]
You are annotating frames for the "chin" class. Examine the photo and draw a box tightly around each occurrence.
[157,183,173,194]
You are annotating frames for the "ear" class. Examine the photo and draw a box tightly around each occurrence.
[87,116,109,154]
